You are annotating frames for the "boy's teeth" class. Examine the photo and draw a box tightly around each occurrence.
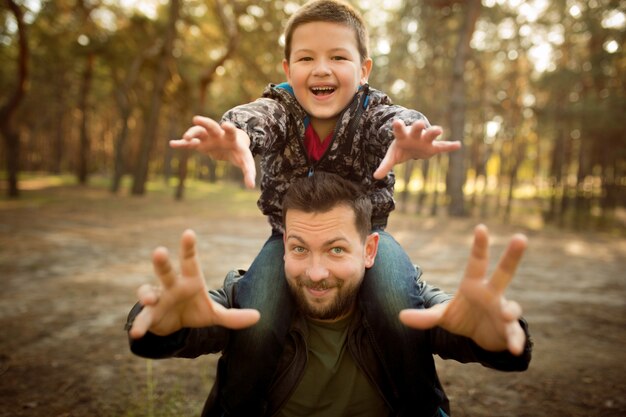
[311,87,335,95]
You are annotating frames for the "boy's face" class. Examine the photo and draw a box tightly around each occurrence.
[283,204,378,322]
[283,21,372,135]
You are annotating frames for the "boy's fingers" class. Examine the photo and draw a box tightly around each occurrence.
[241,159,257,189]
[490,234,527,293]
[464,224,489,281]
[373,155,393,180]
[169,138,200,149]
[432,140,462,153]
[153,247,177,288]
[182,125,209,141]
[409,120,430,139]
[392,120,409,140]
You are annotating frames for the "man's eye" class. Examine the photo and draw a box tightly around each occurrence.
[293,246,306,253]
[330,247,344,255]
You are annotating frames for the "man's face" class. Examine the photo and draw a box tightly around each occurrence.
[282,21,372,137]
[283,204,378,322]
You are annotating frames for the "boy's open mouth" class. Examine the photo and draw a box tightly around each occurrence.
[311,86,336,96]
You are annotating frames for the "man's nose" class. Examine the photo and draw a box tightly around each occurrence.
[306,258,330,281]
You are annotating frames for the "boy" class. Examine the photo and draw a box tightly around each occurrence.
[171,0,461,414]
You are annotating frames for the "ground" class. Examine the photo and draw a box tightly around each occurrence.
[0,180,624,417]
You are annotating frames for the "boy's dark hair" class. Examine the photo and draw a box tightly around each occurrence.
[283,0,370,63]
[282,172,372,241]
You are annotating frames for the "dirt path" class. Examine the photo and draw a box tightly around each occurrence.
[0,183,624,416]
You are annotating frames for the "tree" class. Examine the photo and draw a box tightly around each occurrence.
[0,0,29,198]
[446,0,481,216]
[175,0,239,200]
[131,0,180,196]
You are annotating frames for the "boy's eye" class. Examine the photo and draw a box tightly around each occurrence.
[331,56,347,61]
[297,57,313,62]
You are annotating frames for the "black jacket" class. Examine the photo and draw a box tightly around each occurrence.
[128,270,533,416]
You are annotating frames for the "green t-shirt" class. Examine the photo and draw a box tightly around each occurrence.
[276,315,390,417]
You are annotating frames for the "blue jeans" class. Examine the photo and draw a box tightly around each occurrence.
[221,230,422,414]
[219,232,294,415]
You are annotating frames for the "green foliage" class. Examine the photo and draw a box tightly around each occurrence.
[1,0,623,229]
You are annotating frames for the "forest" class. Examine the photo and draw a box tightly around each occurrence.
[1,0,624,230]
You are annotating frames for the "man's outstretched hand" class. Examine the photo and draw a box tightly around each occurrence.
[399,225,527,355]
[128,230,260,339]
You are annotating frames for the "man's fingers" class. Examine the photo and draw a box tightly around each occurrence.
[505,320,526,356]
[398,305,445,329]
[211,304,261,329]
[179,229,202,279]
[129,307,154,339]
[502,299,523,321]
[490,234,527,293]
[137,284,159,306]
[464,224,490,281]
[152,247,177,288]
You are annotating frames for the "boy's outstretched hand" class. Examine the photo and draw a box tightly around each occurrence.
[170,116,257,189]
[399,225,527,356]
[373,119,462,180]
[128,230,260,340]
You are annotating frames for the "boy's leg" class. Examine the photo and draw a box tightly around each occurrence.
[220,233,295,414]
[359,231,439,409]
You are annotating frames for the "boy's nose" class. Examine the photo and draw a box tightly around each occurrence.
[312,60,331,76]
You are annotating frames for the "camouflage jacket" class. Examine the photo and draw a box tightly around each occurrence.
[221,83,430,232]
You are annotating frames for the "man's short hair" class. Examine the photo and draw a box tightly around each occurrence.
[282,172,372,241]
[283,0,370,63]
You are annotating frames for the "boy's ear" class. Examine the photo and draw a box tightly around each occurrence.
[282,59,291,83]
[360,57,373,85]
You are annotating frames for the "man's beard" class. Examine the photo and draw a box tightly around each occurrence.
[287,276,360,321]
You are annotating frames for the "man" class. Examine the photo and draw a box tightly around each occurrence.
[127,172,532,417]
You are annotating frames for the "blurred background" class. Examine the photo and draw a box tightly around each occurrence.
[1,2,626,416]
[1,0,624,230]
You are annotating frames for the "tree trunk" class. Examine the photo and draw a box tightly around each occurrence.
[446,0,481,217]
[110,42,159,194]
[416,159,430,214]
[77,52,95,185]
[399,161,414,213]
[132,0,180,196]
[0,0,29,198]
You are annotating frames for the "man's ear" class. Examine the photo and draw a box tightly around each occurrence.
[360,57,373,85]
[364,232,379,268]
[282,58,291,83]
